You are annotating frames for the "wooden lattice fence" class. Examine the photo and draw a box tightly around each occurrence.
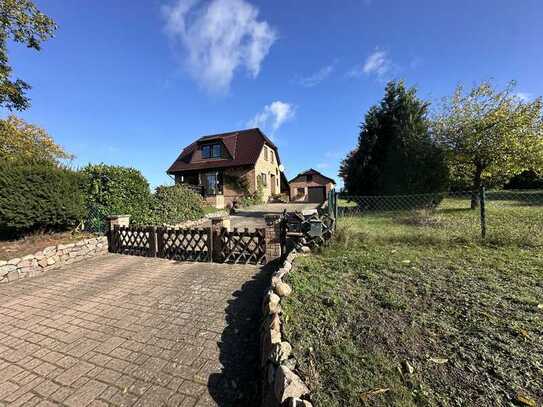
[218,228,266,265]
[109,224,267,265]
[110,225,156,257]
[157,227,211,262]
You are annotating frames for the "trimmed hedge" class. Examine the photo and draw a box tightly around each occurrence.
[151,184,206,225]
[80,164,153,225]
[0,161,86,237]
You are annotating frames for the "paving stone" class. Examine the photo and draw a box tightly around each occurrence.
[64,379,108,407]
[0,255,266,406]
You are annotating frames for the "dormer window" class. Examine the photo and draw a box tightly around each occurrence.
[202,143,222,159]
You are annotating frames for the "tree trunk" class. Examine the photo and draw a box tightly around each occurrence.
[470,166,483,209]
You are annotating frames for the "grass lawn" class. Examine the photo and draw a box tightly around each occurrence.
[282,197,543,406]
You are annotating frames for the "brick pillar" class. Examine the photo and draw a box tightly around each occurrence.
[264,215,282,264]
[209,214,230,262]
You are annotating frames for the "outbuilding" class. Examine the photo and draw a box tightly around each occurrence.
[289,168,336,203]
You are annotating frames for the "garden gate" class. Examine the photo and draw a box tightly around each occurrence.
[109,225,267,265]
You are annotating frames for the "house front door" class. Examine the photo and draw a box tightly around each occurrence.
[270,174,276,195]
[204,173,217,195]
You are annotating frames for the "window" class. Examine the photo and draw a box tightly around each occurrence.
[212,144,221,158]
[202,143,221,159]
[297,187,305,196]
[202,145,211,159]
[264,147,268,161]
[306,175,313,182]
[271,150,274,164]
[261,173,267,187]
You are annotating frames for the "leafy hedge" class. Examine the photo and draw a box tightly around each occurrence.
[0,161,86,237]
[151,184,205,225]
[80,164,153,225]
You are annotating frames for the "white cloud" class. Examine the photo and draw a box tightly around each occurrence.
[163,0,277,93]
[248,101,295,135]
[347,48,393,80]
[363,49,391,77]
[298,64,335,87]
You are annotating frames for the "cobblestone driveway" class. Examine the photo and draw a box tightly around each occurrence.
[0,254,269,406]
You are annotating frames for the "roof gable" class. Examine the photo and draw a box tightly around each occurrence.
[167,128,280,174]
[289,168,336,184]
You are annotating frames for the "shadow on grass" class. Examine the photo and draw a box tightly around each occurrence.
[207,260,278,406]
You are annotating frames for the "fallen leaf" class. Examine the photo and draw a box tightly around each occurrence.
[537,304,543,309]
[360,388,390,401]
[516,394,536,407]
[401,260,411,264]
[429,357,448,364]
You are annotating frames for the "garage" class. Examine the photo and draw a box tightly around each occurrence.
[289,168,336,203]
[308,186,326,203]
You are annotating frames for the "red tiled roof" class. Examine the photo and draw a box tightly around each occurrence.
[289,168,336,184]
[167,128,280,174]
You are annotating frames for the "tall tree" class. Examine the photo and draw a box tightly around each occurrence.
[341,80,448,195]
[0,0,57,111]
[432,81,543,207]
[0,115,73,163]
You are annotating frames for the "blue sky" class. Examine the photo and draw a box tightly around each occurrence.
[3,0,542,188]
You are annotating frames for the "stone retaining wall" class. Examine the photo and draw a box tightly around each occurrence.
[0,236,108,284]
[260,246,314,407]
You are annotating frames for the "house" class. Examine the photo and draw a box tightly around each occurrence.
[289,168,336,203]
[167,128,288,208]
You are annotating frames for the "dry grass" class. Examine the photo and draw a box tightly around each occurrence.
[282,200,543,406]
[0,231,96,261]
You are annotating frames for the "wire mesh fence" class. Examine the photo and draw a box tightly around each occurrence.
[82,204,108,234]
[335,189,543,246]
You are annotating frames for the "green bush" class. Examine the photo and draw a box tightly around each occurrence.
[0,161,86,237]
[151,184,205,225]
[80,164,153,225]
[238,185,264,207]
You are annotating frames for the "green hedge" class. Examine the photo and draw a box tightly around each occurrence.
[0,161,86,237]
[80,164,153,225]
[151,184,205,225]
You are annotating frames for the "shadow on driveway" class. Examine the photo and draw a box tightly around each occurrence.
[208,261,278,406]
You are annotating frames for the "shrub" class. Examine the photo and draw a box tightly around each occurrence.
[80,164,153,225]
[238,185,264,207]
[151,184,205,225]
[504,170,543,190]
[0,160,86,237]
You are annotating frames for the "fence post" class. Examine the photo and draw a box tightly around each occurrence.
[148,226,157,257]
[207,228,213,263]
[479,186,486,239]
[106,215,130,253]
[333,191,338,221]
[156,227,164,258]
[110,224,119,253]
[209,214,230,262]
